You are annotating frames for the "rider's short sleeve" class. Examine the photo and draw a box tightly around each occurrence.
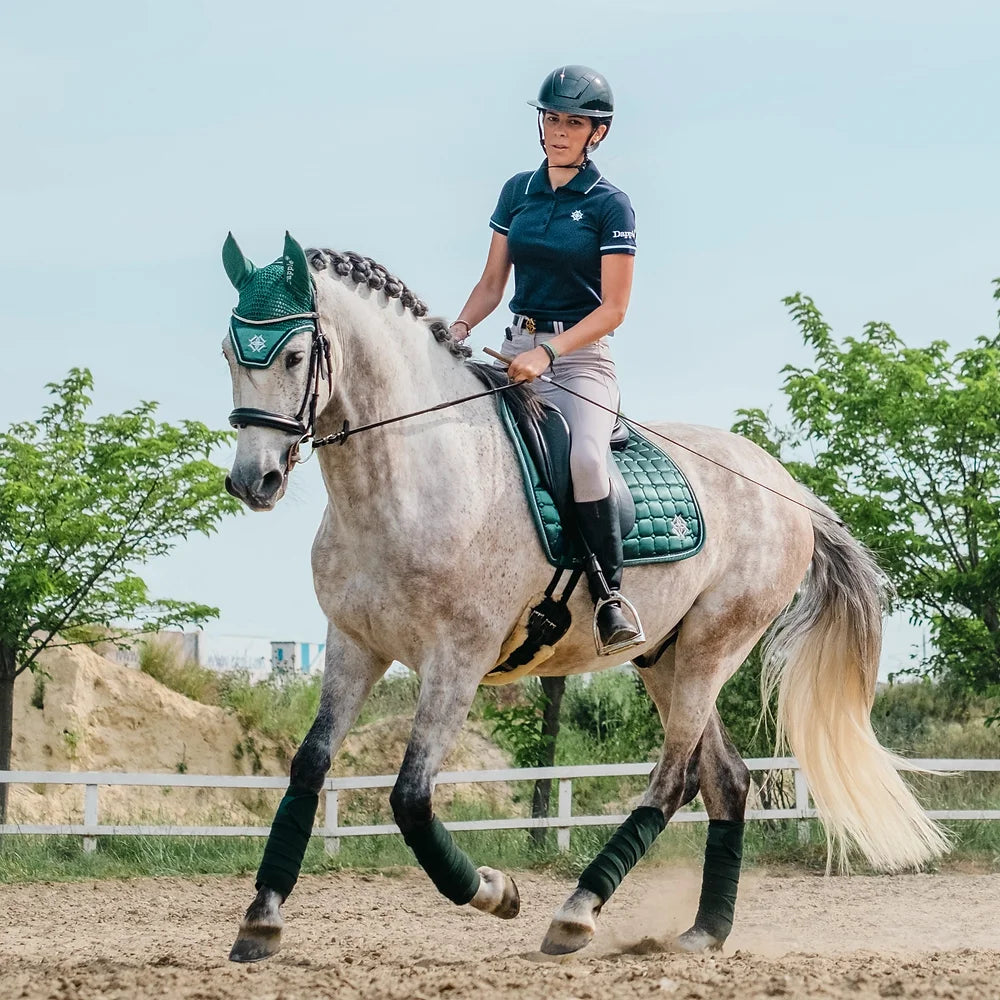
[599,191,637,256]
[489,176,518,235]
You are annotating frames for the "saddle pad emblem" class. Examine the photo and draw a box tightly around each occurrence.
[498,396,705,569]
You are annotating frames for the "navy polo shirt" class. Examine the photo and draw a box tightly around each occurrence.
[489,159,637,324]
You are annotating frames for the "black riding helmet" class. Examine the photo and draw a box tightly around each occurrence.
[529,65,614,167]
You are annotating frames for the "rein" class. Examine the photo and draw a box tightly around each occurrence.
[228,304,522,457]
[229,305,844,526]
[312,382,522,447]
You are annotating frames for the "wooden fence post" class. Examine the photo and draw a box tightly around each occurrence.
[83,783,99,854]
[557,779,572,852]
[324,788,340,855]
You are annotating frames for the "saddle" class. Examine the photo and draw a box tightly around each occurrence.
[515,400,637,541]
[495,391,705,570]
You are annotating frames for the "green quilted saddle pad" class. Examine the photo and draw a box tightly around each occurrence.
[497,397,705,569]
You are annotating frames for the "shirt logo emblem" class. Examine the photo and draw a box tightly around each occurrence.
[570,210,584,222]
[612,229,636,239]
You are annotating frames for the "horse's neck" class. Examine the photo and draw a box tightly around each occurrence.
[314,284,481,524]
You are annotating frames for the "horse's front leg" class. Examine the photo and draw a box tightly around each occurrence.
[229,628,388,962]
[390,659,520,920]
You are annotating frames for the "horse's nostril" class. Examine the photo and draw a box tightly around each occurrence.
[261,470,283,496]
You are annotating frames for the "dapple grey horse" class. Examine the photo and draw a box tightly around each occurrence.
[221,234,945,961]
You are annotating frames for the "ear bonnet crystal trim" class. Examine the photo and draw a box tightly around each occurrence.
[229,316,316,369]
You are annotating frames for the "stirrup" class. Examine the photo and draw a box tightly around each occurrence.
[592,593,646,656]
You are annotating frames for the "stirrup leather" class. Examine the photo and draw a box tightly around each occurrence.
[592,593,646,656]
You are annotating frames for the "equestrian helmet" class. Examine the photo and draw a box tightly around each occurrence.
[528,65,614,118]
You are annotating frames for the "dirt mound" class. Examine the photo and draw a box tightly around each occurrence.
[8,645,287,827]
[7,648,515,829]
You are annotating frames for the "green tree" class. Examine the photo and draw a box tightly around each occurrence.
[0,369,241,820]
[734,280,1000,699]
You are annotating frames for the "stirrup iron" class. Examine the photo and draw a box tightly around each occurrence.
[592,593,646,656]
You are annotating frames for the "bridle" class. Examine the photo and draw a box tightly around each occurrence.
[228,306,333,451]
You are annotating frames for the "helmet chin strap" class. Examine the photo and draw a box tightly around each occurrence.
[537,111,600,172]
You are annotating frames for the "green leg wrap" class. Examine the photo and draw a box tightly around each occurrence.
[402,815,481,905]
[578,806,666,902]
[255,785,319,899]
[694,819,744,940]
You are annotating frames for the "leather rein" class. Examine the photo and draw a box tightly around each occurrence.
[228,308,520,461]
[227,310,847,527]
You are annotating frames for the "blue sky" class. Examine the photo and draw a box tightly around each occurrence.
[2,1,998,675]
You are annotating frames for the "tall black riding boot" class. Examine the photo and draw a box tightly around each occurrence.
[575,491,645,654]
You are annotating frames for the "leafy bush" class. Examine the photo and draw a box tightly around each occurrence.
[561,669,662,763]
[218,671,321,746]
[482,679,551,768]
[138,639,219,704]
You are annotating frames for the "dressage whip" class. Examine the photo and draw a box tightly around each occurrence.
[480,348,846,528]
[310,343,844,527]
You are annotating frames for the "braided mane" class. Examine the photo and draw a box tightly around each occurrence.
[307,247,472,361]
[305,246,540,420]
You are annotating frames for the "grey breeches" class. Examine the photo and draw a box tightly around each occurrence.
[500,327,620,503]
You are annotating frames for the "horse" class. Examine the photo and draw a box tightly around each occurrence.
[220,232,946,962]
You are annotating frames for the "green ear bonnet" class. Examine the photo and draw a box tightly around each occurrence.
[224,232,316,368]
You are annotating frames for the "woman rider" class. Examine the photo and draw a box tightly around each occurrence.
[449,65,643,654]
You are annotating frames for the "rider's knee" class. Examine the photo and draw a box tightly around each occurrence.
[570,440,609,502]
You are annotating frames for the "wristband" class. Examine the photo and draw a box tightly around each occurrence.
[451,320,471,335]
[540,342,559,364]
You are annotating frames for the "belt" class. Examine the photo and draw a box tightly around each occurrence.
[510,314,568,335]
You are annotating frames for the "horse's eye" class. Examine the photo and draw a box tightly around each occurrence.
[286,351,305,370]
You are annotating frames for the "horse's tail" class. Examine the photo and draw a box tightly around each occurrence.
[761,494,949,871]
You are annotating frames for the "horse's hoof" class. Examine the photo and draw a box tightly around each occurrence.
[470,866,521,919]
[674,925,724,954]
[229,924,282,963]
[229,888,284,964]
[540,888,601,955]
[540,917,594,955]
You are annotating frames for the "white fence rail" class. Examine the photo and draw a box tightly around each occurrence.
[2,758,999,854]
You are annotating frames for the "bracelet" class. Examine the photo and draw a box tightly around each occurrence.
[451,319,471,334]
[540,342,560,364]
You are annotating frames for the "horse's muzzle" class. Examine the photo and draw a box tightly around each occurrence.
[225,467,286,511]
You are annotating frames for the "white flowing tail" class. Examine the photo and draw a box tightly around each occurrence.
[761,495,949,871]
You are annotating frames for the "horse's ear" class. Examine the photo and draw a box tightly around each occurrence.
[222,232,255,290]
[283,231,312,305]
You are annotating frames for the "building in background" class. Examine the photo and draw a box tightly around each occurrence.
[269,641,326,676]
[112,632,326,681]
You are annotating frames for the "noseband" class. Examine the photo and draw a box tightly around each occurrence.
[228,308,333,445]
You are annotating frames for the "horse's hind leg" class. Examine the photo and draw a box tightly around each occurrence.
[390,657,520,920]
[541,615,761,955]
[674,710,749,952]
[229,629,388,963]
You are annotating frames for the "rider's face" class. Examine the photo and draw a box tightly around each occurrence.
[541,112,606,167]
